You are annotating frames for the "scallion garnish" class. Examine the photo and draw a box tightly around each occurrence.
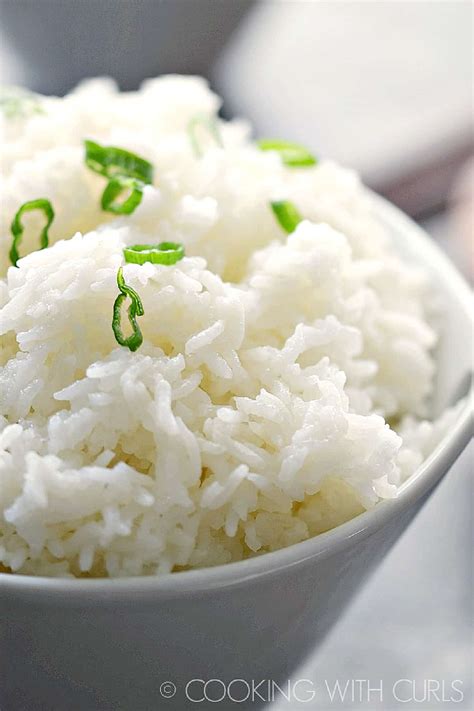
[9,198,54,266]
[101,176,145,215]
[84,140,154,216]
[84,140,153,184]
[112,267,144,352]
[257,139,317,167]
[187,114,223,157]
[123,242,185,266]
[270,200,303,234]
[0,87,44,120]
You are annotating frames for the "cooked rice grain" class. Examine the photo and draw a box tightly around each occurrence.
[0,77,451,577]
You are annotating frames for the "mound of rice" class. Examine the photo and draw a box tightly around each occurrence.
[0,77,451,577]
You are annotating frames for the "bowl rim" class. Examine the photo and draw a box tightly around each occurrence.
[1,192,472,601]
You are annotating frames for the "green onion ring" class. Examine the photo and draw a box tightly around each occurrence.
[123,242,185,266]
[0,87,44,120]
[9,198,55,266]
[101,176,144,215]
[257,139,317,167]
[187,114,223,157]
[84,140,153,216]
[84,140,153,184]
[112,267,144,352]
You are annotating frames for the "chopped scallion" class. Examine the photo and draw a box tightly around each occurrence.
[257,139,317,167]
[101,176,145,215]
[0,87,44,120]
[9,198,54,266]
[270,200,303,234]
[123,242,185,266]
[112,267,144,352]
[84,140,153,184]
[187,114,223,157]
[84,140,154,216]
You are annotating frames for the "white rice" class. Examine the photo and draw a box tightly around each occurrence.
[0,77,455,577]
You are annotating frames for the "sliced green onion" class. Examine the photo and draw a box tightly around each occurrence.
[101,176,144,215]
[123,242,185,266]
[112,267,144,352]
[187,114,223,157]
[257,139,317,167]
[84,140,153,184]
[270,200,303,234]
[9,198,54,266]
[84,140,153,216]
[0,87,44,120]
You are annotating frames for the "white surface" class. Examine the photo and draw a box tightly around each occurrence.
[216,1,473,186]
[272,440,473,710]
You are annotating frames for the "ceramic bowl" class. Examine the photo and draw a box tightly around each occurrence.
[0,194,472,711]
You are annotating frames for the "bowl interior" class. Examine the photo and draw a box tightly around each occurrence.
[0,194,472,595]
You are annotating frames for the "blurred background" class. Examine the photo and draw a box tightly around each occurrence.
[0,0,472,708]
[0,0,472,279]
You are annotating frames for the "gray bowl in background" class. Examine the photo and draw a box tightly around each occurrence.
[0,0,252,95]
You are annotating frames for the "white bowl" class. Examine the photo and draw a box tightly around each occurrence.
[0,195,472,711]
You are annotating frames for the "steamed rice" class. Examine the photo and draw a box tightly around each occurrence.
[0,77,452,577]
